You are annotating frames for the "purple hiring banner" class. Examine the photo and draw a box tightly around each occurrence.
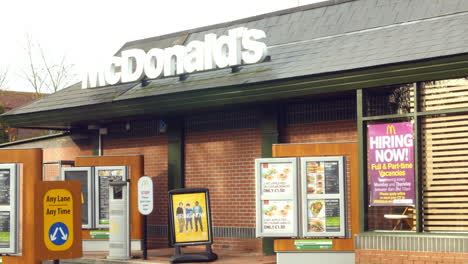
[368,122,415,206]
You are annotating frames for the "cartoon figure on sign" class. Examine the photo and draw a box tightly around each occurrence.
[176,202,185,233]
[193,201,203,232]
[185,203,193,232]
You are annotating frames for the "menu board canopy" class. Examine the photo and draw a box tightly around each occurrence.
[61,167,93,229]
[301,156,347,238]
[255,158,298,238]
[94,166,127,228]
[0,164,19,254]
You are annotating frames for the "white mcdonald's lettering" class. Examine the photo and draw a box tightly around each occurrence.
[82,27,268,89]
[369,134,413,149]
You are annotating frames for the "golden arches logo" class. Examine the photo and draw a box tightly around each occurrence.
[141,179,151,186]
[386,125,397,135]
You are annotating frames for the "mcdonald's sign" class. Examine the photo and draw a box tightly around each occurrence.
[386,124,397,135]
[138,176,153,215]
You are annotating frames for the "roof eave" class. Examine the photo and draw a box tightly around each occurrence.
[3,53,468,129]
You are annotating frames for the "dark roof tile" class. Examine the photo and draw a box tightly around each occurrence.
[5,0,468,117]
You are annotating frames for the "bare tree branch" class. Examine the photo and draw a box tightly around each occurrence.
[21,34,75,95]
[21,34,47,96]
[40,49,75,92]
[0,67,8,90]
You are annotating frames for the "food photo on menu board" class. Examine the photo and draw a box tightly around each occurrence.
[262,200,294,234]
[261,162,293,195]
[306,161,339,195]
[307,199,341,233]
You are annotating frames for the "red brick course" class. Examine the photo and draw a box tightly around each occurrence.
[185,128,262,251]
[355,249,468,264]
[281,120,358,143]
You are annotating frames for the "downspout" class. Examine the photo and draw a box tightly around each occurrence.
[98,128,107,156]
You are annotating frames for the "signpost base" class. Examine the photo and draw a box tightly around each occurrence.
[170,245,218,263]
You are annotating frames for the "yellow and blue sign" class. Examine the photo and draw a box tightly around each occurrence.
[43,189,74,251]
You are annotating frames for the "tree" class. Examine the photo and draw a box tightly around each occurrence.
[21,35,75,95]
[0,67,8,90]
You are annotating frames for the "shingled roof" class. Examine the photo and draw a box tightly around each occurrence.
[4,0,468,129]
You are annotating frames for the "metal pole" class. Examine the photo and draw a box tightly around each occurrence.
[143,215,148,260]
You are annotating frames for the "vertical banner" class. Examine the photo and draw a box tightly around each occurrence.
[169,188,213,245]
[368,122,415,206]
[255,158,298,237]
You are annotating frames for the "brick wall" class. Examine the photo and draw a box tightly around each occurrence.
[185,128,262,251]
[356,249,468,264]
[103,135,168,248]
[281,120,358,143]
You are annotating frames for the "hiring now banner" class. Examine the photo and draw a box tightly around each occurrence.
[368,122,415,206]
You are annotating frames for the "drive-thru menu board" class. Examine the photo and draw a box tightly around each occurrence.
[0,164,19,254]
[301,157,346,237]
[94,166,127,228]
[255,158,298,237]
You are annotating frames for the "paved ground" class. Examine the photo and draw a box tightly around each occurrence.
[52,247,276,264]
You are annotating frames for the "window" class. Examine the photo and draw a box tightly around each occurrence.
[361,77,468,232]
[62,167,92,229]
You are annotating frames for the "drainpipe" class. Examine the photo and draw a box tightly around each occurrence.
[98,128,108,156]
[88,125,107,156]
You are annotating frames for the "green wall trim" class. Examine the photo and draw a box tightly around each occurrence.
[91,131,99,156]
[356,89,367,232]
[5,54,468,129]
[167,118,184,190]
[259,105,279,255]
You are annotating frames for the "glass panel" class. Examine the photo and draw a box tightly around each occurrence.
[112,186,123,200]
[420,78,468,112]
[64,170,89,226]
[301,157,346,237]
[365,84,414,117]
[366,121,416,231]
[422,113,468,232]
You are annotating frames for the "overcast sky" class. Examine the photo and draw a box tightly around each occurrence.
[0,0,324,93]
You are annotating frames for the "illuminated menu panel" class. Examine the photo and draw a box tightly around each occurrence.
[255,158,298,237]
[301,157,347,238]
